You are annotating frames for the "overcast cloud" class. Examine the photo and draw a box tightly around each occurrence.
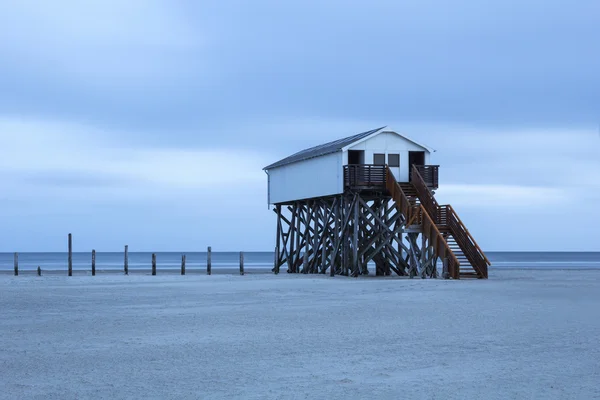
[0,0,599,251]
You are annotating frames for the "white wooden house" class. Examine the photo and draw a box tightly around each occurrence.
[263,126,435,205]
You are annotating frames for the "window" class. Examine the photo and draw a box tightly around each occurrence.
[373,153,385,165]
[388,154,400,167]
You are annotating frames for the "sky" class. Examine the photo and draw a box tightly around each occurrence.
[0,0,599,252]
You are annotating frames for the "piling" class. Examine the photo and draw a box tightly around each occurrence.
[152,253,156,276]
[68,233,73,277]
[181,254,186,275]
[124,245,129,275]
[303,251,308,274]
[92,250,96,276]
[274,246,279,274]
[14,252,18,276]
[239,251,244,275]
[37,266,41,276]
[207,246,212,275]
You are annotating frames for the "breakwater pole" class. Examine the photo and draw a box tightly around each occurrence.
[9,239,254,277]
[68,233,73,277]
[207,247,212,275]
[124,245,129,275]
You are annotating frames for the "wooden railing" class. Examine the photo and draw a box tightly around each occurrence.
[444,205,491,278]
[413,165,439,189]
[385,166,459,279]
[418,205,460,279]
[343,164,387,188]
[411,166,440,223]
[412,165,490,279]
[384,166,413,224]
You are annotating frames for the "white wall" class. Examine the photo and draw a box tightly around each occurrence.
[346,131,431,182]
[267,152,343,204]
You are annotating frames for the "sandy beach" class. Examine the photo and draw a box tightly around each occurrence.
[1,268,599,400]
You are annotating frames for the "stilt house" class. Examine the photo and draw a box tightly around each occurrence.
[263,127,490,279]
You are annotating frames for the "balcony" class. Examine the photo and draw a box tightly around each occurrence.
[344,164,439,190]
[343,164,387,190]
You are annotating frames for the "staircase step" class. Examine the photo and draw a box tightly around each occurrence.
[459,272,481,278]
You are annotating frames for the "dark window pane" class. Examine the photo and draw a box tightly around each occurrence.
[388,154,400,167]
[374,153,385,165]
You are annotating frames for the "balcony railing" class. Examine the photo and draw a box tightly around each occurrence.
[412,165,439,189]
[344,164,439,189]
[343,164,387,189]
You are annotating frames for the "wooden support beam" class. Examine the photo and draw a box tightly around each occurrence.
[352,196,359,277]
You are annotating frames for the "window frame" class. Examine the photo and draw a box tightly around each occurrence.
[373,153,386,165]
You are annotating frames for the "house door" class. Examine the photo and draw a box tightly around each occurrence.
[348,150,364,165]
[408,151,425,182]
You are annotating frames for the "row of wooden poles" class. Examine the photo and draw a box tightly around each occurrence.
[12,234,246,276]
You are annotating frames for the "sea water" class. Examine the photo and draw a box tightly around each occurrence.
[0,251,599,273]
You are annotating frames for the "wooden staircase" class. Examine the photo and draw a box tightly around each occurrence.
[385,169,460,279]
[399,183,418,202]
[444,233,480,278]
[409,166,491,279]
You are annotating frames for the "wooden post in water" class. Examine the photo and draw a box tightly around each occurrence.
[68,233,73,277]
[181,254,186,275]
[124,245,129,275]
[91,250,96,276]
[37,266,41,276]
[13,252,18,276]
[274,246,279,274]
[239,251,244,275]
[207,246,212,275]
[151,253,156,276]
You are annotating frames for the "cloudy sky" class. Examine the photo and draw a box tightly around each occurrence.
[1,0,599,252]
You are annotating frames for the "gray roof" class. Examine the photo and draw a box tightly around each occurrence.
[263,126,385,170]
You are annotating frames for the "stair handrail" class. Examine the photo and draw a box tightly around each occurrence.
[384,166,413,224]
[446,204,491,266]
[411,165,441,222]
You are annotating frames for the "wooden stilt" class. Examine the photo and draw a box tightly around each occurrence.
[268,191,439,279]
[68,233,72,277]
